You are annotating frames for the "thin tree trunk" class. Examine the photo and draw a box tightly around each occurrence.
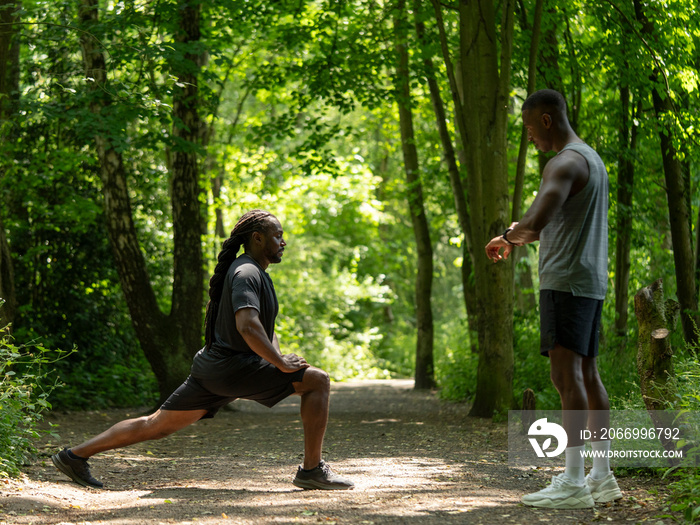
[614,85,639,337]
[512,0,543,222]
[634,0,698,347]
[413,1,477,351]
[696,203,700,298]
[562,14,580,131]
[394,0,435,390]
[431,1,481,354]
[79,0,202,401]
[537,5,565,96]
[651,85,699,346]
[0,0,20,329]
[171,0,205,352]
[0,216,15,329]
[212,85,253,241]
[511,0,543,314]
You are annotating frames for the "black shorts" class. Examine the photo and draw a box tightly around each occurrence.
[539,290,603,358]
[160,348,306,419]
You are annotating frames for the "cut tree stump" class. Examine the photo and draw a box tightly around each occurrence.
[634,279,681,463]
[634,279,677,411]
[521,388,536,434]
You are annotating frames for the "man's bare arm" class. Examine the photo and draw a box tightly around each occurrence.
[485,150,588,262]
[235,308,309,373]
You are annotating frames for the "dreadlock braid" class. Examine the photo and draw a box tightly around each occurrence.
[203,209,276,350]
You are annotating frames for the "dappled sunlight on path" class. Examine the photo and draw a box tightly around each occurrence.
[0,379,680,524]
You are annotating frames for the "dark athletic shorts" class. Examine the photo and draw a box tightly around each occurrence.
[160,348,307,419]
[539,289,603,358]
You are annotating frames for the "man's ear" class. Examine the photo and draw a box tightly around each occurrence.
[251,231,263,245]
[541,113,552,128]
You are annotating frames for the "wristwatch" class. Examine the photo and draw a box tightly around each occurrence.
[502,228,516,246]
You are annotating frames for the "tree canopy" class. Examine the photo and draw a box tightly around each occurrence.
[0,0,698,420]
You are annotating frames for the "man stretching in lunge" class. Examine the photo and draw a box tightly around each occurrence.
[486,90,622,509]
[53,209,354,491]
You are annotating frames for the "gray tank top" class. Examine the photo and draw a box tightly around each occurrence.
[538,142,609,300]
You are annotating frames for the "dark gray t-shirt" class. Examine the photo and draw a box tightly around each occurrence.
[210,253,278,355]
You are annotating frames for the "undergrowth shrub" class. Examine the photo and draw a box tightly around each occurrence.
[0,326,71,477]
[664,342,700,523]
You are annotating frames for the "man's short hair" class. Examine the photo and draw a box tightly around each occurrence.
[522,89,567,116]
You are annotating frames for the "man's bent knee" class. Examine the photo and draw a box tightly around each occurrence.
[295,366,330,395]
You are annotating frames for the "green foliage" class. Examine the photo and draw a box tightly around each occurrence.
[434,318,478,402]
[663,349,700,522]
[670,471,700,524]
[511,309,560,410]
[0,327,70,477]
[1,0,698,441]
[1,143,156,409]
[209,159,401,379]
[276,256,394,380]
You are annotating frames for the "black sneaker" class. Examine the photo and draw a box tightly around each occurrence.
[292,460,354,490]
[51,448,103,489]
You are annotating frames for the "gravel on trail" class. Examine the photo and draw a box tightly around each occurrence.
[0,379,681,524]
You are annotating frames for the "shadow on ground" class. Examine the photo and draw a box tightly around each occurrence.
[0,380,680,524]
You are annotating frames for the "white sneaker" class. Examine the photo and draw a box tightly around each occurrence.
[521,473,595,509]
[586,472,622,503]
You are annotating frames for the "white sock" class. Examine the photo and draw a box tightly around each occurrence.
[589,440,612,480]
[564,445,585,484]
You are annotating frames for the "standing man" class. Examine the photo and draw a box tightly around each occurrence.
[486,90,622,509]
[52,209,354,491]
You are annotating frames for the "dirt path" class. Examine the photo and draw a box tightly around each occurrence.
[0,380,681,524]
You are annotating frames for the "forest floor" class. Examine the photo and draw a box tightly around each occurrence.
[0,379,683,525]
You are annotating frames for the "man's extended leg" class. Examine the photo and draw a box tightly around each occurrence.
[71,408,207,458]
[52,408,207,488]
[291,366,353,490]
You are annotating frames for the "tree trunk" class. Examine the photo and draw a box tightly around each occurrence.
[464,0,515,417]
[413,1,477,352]
[634,0,699,348]
[79,0,203,402]
[562,14,581,131]
[511,0,543,315]
[394,0,435,390]
[0,216,15,329]
[696,203,700,299]
[536,5,565,97]
[512,0,543,222]
[171,0,205,354]
[650,87,698,346]
[0,0,20,329]
[431,0,515,416]
[614,85,639,337]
